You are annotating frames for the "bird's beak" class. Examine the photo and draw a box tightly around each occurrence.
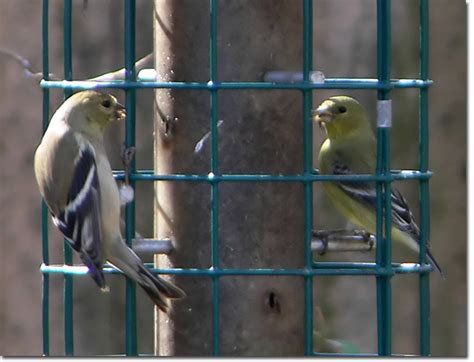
[312,104,334,128]
[114,102,127,122]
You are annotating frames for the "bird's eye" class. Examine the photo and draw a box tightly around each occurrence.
[338,106,347,114]
[101,99,111,108]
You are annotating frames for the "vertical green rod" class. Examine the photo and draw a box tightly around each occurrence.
[302,0,314,355]
[41,210,50,357]
[63,0,74,356]
[124,0,138,356]
[375,0,392,356]
[209,0,220,355]
[376,0,391,99]
[418,0,431,355]
[41,0,50,355]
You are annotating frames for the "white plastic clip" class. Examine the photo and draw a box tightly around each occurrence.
[377,100,392,128]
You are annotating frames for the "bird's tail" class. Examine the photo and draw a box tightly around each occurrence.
[427,250,445,279]
[107,241,185,312]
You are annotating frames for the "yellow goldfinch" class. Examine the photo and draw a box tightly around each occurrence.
[34,90,185,311]
[313,95,443,275]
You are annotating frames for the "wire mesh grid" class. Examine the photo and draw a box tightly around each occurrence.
[39,0,432,356]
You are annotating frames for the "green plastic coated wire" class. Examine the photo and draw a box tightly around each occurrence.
[112,170,432,183]
[40,0,432,357]
[41,1,50,356]
[40,78,432,91]
[40,262,433,277]
[124,0,138,356]
[375,0,392,356]
[419,0,431,356]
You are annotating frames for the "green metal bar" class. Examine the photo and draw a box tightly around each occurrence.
[312,261,432,273]
[63,0,74,356]
[41,205,50,357]
[124,0,138,356]
[40,263,433,277]
[313,352,421,357]
[375,0,392,356]
[419,0,431,355]
[210,0,220,356]
[375,127,393,355]
[302,0,314,355]
[112,170,433,183]
[40,78,433,91]
[41,0,50,355]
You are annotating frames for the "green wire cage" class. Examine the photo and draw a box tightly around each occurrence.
[39,0,433,356]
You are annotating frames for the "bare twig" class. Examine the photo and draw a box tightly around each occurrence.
[0,48,58,80]
[89,53,153,81]
[0,48,153,83]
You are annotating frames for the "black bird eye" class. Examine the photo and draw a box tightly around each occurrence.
[101,99,111,108]
[338,106,347,114]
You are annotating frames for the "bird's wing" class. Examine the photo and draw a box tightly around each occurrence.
[330,158,420,242]
[52,144,106,289]
[389,189,420,240]
[329,156,444,276]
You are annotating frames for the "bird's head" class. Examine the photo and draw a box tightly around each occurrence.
[63,90,126,136]
[312,96,372,141]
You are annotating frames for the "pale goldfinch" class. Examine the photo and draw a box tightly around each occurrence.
[34,90,185,311]
[313,95,443,276]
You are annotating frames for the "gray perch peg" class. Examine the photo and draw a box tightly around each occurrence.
[132,231,376,256]
[263,70,325,83]
[132,238,174,255]
[312,229,376,255]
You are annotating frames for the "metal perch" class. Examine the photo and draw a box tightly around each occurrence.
[132,238,173,255]
[312,229,376,255]
[133,229,377,256]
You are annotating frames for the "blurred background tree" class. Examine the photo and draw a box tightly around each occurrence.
[0,0,466,356]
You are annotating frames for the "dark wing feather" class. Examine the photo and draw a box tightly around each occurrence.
[331,158,419,240]
[330,158,377,211]
[52,146,106,289]
[390,189,420,241]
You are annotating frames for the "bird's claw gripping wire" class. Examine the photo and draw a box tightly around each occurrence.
[354,229,375,251]
[312,229,342,255]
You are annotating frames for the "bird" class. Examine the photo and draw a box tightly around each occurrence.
[312,95,443,276]
[34,90,185,312]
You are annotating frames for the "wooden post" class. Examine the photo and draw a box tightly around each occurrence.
[154,0,306,356]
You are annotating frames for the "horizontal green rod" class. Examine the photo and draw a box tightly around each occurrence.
[312,353,420,357]
[91,352,419,358]
[312,261,432,271]
[40,78,432,91]
[40,263,433,277]
[112,170,432,183]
